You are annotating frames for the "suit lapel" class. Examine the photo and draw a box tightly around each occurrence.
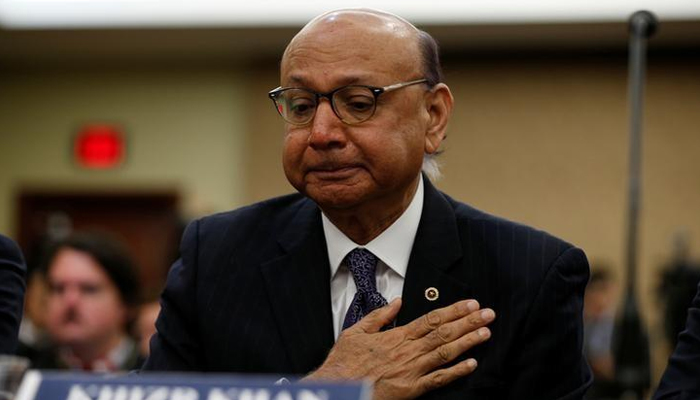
[260,200,335,373]
[258,179,472,369]
[398,177,472,325]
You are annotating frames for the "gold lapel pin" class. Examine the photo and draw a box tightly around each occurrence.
[424,287,439,301]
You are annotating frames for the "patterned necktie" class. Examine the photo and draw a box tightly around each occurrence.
[342,248,388,330]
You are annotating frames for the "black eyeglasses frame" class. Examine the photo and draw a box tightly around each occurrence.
[268,78,429,125]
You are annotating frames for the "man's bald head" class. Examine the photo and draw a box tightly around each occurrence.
[303,8,417,35]
[282,9,443,87]
[277,8,453,205]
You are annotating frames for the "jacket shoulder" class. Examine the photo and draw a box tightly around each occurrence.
[443,191,576,253]
[182,193,314,264]
[198,192,309,231]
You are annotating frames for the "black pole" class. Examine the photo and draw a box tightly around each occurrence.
[613,10,657,399]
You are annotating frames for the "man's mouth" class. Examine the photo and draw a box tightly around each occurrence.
[62,309,81,324]
[307,165,361,180]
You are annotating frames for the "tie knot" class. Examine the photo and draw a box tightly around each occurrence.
[345,248,379,293]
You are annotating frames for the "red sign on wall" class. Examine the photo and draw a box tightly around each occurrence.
[74,124,125,169]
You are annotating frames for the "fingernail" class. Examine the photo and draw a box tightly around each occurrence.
[467,300,479,313]
[477,327,490,339]
[480,309,495,321]
[466,358,477,368]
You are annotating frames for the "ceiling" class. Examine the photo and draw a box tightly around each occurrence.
[1,20,699,68]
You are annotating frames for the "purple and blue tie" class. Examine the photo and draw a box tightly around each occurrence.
[342,248,388,330]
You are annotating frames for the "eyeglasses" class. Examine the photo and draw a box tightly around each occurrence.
[268,78,428,126]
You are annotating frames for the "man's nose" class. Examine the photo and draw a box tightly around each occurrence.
[307,100,347,149]
[62,286,82,305]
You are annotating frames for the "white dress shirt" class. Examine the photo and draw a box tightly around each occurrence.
[322,175,424,340]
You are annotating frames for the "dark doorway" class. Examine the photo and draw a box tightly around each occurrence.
[17,191,182,298]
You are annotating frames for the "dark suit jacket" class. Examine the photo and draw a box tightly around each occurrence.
[654,281,700,399]
[0,234,26,355]
[144,178,592,399]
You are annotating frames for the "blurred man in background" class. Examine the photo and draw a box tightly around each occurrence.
[654,280,700,399]
[584,268,621,399]
[0,234,26,355]
[32,233,142,372]
[658,231,700,349]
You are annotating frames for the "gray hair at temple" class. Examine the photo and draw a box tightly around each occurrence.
[417,29,445,180]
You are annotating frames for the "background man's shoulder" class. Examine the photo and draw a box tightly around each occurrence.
[0,234,26,267]
[0,233,26,355]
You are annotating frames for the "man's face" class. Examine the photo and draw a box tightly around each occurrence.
[45,248,127,348]
[280,12,438,213]
[584,280,617,318]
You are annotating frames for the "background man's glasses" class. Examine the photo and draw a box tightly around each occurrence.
[268,78,428,126]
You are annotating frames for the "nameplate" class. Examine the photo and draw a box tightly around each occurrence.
[15,371,370,400]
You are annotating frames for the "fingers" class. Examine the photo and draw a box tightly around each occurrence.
[418,323,491,373]
[416,358,479,394]
[405,299,480,339]
[410,307,493,375]
[354,298,402,334]
[413,308,496,376]
[421,308,495,350]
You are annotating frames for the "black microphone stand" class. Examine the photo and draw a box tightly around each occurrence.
[612,10,657,400]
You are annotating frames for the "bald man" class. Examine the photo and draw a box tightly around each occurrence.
[144,9,592,400]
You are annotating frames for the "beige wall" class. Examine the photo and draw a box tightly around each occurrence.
[1,53,699,379]
[0,67,249,233]
[441,58,700,373]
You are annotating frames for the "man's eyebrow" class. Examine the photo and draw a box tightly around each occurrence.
[284,75,367,88]
[286,75,307,86]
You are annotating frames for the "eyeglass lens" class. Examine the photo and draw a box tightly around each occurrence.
[276,86,377,125]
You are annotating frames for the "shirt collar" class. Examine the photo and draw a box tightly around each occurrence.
[322,174,424,279]
[59,336,136,372]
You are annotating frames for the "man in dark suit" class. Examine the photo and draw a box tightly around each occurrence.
[0,234,26,354]
[654,281,700,399]
[144,8,592,399]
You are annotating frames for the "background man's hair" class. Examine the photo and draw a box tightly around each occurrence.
[41,232,140,308]
[589,268,614,286]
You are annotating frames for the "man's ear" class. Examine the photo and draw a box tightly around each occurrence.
[424,83,454,154]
